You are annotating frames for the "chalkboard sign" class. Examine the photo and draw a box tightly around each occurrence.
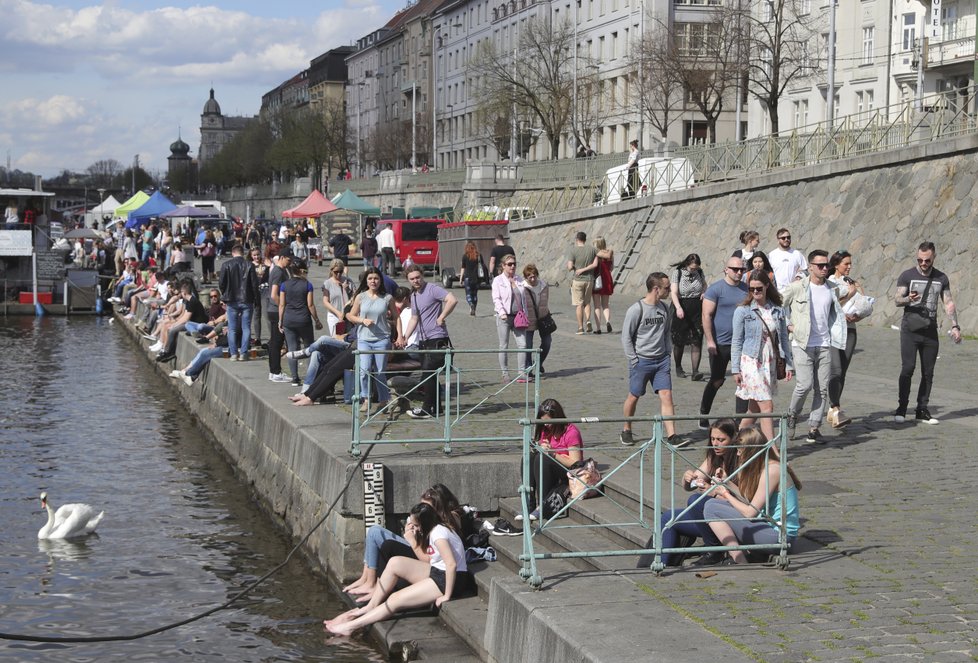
[35,251,66,281]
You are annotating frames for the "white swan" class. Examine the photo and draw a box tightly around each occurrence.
[38,492,104,540]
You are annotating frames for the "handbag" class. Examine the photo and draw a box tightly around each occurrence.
[758,310,787,381]
[527,287,557,335]
[567,458,602,500]
[594,271,604,291]
[903,275,934,332]
[512,287,529,329]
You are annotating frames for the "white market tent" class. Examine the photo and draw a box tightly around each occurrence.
[85,195,122,226]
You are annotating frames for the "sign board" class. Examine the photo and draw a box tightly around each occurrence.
[362,462,386,532]
[0,230,33,256]
[36,251,66,281]
[931,0,942,38]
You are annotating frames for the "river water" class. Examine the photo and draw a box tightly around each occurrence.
[0,316,381,662]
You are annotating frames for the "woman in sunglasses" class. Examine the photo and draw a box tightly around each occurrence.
[491,254,530,382]
[730,269,793,441]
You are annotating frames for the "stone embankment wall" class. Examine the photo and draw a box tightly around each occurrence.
[510,134,978,333]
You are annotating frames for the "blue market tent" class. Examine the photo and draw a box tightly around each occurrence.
[125,191,177,228]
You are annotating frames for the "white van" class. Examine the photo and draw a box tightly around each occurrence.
[598,157,695,205]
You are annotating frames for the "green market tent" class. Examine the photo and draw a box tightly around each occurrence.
[330,189,380,216]
[112,191,151,219]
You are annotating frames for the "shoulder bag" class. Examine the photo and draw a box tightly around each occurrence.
[903,275,934,332]
[527,287,557,335]
[512,285,530,329]
[567,458,602,500]
[758,309,787,381]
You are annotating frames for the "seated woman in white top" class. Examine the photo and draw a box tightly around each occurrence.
[324,502,474,636]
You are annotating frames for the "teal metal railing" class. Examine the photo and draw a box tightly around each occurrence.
[516,413,792,588]
[350,346,541,456]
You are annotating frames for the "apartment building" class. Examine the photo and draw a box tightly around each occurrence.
[752,0,976,136]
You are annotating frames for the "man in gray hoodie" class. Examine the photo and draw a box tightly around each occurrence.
[620,272,690,447]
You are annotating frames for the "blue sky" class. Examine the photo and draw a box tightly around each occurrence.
[0,0,406,178]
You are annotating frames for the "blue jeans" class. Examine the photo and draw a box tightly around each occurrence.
[659,493,721,566]
[185,321,214,336]
[226,302,253,357]
[358,338,391,402]
[463,277,479,309]
[363,525,408,569]
[525,330,552,372]
[185,346,227,378]
[304,336,350,387]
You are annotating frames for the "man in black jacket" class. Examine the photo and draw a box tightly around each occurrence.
[218,243,260,361]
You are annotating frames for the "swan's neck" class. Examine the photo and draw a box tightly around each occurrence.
[39,502,55,538]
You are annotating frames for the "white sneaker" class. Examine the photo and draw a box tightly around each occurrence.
[285,349,307,360]
[269,373,292,383]
[181,374,194,386]
[149,342,163,353]
[168,369,183,379]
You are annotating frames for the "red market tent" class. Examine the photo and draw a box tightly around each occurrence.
[282,189,338,218]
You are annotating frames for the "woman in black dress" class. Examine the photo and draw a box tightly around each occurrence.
[669,253,707,380]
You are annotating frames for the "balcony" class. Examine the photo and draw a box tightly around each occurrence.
[928,35,977,69]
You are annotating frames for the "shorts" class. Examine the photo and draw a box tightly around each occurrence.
[429,567,475,596]
[570,279,593,306]
[628,355,672,397]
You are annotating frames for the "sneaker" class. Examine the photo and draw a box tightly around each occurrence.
[806,428,825,444]
[516,375,533,384]
[607,323,612,333]
[586,322,593,333]
[620,429,636,446]
[238,354,248,362]
[666,434,693,448]
[576,328,585,335]
[915,408,939,425]
[833,408,852,428]
[168,369,184,379]
[291,378,302,387]
[181,374,194,387]
[691,551,726,567]
[786,414,797,439]
[269,373,292,383]
[490,518,522,536]
[691,372,705,382]
[514,508,539,522]
[893,408,907,423]
[359,400,369,413]
[142,333,157,341]
[407,407,432,419]
[594,328,602,335]
[285,349,308,360]
[675,367,688,379]
[698,418,710,431]
[148,342,163,353]
[196,337,210,345]
[155,352,175,363]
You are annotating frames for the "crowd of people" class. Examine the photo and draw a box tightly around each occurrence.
[109,221,963,632]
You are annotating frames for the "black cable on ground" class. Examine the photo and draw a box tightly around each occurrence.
[1,430,383,644]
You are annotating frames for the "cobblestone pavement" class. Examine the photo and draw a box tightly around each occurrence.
[309,262,978,661]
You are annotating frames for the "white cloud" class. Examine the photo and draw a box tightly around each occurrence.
[0,0,393,176]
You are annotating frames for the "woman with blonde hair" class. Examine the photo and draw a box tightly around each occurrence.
[588,236,615,334]
[704,427,801,565]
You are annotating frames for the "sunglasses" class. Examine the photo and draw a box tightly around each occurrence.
[810,262,830,269]
[504,262,516,267]
[778,235,791,240]
[726,266,745,272]
[540,402,558,414]
[749,286,766,293]
[917,258,933,264]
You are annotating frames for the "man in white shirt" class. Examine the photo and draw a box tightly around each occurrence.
[768,227,807,292]
[782,249,847,444]
[376,224,396,276]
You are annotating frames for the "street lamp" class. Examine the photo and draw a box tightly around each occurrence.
[356,81,366,177]
[446,104,454,168]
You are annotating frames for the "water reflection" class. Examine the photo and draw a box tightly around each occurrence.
[0,317,381,661]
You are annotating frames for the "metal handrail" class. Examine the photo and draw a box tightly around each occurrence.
[350,346,541,456]
[517,412,791,588]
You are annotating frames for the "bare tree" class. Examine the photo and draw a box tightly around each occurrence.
[473,15,575,159]
[725,0,823,135]
[629,25,684,149]
[654,17,740,143]
[86,159,123,188]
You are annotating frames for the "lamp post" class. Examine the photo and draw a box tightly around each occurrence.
[446,104,454,168]
[132,154,139,194]
[97,187,105,227]
[356,81,366,177]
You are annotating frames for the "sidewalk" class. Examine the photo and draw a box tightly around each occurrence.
[427,278,978,662]
[230,259,978,661]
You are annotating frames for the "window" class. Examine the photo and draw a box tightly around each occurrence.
[793,99,809,128]
[611,31,618,59]
[675,23,718,56]
[862,27,874,65]
[902,13,916,51]
[800,0,811,14]
[942,4,959,40]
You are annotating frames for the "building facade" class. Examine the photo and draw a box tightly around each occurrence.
[198,88,255,166]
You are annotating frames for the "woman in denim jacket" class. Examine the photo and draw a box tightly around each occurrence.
[731,269,793,441]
